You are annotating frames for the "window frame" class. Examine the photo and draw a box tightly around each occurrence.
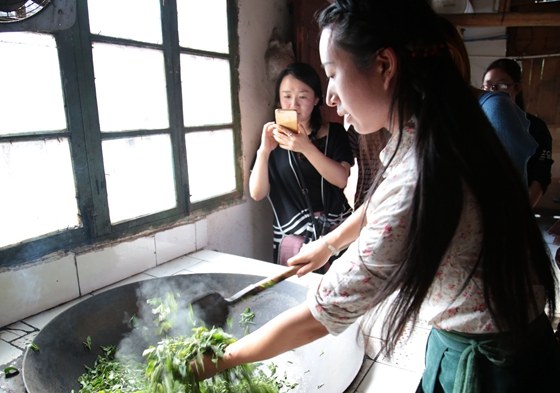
[0,0,242,267]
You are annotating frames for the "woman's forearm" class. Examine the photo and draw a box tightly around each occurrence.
[225,303,327,365]
[288,204,366,276]
[196,303,328,380]
[325,204,366,250]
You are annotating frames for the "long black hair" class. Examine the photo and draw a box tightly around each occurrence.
[318,0,556,353]
[484,58,525,110]
[274,62,323,142]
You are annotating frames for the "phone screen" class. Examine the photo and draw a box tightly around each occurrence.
[275,109,298,133]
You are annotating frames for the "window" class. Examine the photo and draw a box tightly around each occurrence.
[0,0,241,267]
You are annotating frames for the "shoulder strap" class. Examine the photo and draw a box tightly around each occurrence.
[289,151,320,241]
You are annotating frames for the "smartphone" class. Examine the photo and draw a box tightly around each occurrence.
[274,109,298,133]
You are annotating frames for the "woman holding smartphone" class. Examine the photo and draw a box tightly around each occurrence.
[249,62,353,270]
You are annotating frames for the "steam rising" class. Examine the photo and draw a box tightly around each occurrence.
[115,275,219,361]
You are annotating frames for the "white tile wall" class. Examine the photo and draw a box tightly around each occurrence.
[195,219,208,250]
[141,255,205,278]
[0,254,79,328]
[155,224,197,265]
[0,220,206,329]
[91,273,155,295]
[23,295,93,330]
[76,235,157,295]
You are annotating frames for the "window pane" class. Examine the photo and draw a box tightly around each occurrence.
[177,0,229,53]
[181,55,232,127]
[185,130,236,202]
[88,0,162,44]
[0,139,80,248]
[103,135,176,224]
[0,32,66,135]
[92,43,169,132]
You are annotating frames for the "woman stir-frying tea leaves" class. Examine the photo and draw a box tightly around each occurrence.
[196,1,560,392]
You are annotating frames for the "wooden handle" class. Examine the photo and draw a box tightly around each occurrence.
[226,264,303,303]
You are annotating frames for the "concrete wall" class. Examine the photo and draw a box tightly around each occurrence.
[0,0,292,329]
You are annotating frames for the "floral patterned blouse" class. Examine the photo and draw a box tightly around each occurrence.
[308,121,546,335]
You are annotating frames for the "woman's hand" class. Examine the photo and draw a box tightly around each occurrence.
[191,355,222,381]
[249,122,277,201]
[287,239,333,277]
[288,205,367,276]
[273,123,313,154]
[193,304,328,381]
[261,122,279,153]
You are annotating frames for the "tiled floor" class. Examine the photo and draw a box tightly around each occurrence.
[2,215,559,393]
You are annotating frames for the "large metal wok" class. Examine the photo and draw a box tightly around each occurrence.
[22,273,364,393]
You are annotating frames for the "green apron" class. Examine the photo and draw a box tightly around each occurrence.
[420,313,560,393]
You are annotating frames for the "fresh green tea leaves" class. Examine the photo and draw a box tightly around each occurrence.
[148,292,180,336]
[4,366,19,378]
[239,308,255,335]
[77,326,291,393]
[130,314,139,329]
[77,345,144,393]
[75,292,297,393]
[83,336,92,351]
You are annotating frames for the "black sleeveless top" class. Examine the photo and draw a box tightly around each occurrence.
[252,122,354,263]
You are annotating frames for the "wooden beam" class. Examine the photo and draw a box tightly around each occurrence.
[443,12,560,28]
[497,0,512,14]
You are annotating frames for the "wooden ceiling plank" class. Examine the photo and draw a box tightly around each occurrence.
[520,58,532,109]
[498,0,512,14]
[444,12,560,28]
[507,27,560,57]
[527,59,541,115]
[538,57,560,125]
[525,59,544,118]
